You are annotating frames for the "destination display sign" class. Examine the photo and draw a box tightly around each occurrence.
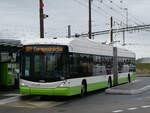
[24,46,64,52]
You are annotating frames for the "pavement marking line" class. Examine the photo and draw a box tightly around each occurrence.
[112,110,124,113]
[5,94,20,96]
[127,107,138,111]
[144,96,150,99]
[24,101,39,108]
[0,96,19,105]
[141,105,150,108]
[23,101,65,108]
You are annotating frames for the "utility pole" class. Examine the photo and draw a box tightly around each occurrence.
[88,0,92,39]
[123,31,125,45]
[67,25,71,38]
[39,0,44,38]
[123,8,128,45]
[110,16,118,86]
[125,8,128,30]
[110,16,113,43]
[113,47,118,86]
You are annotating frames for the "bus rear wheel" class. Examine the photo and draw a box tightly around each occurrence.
[81,82,87,97]
[128,74,131,83]
[108,77,112,88]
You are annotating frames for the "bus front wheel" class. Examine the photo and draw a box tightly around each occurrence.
[108,77,112,88]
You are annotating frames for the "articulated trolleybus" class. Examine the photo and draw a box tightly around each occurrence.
[20,37,136,96]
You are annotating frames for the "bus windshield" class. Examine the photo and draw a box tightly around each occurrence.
[21,47,68,82]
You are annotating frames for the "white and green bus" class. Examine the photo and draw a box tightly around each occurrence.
[20,38,136,96]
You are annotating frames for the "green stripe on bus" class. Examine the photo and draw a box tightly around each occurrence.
[20,86,81,96]
[131,72,136,81]
[20,81,107,96]
[20,73,136,96]
[87,81,108,92]
[118,77,128,84]
[118,73,137,84]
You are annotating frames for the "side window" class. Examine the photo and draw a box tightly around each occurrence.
[69,53,79,78]
[121,65,129,73]
[25,56,30,76]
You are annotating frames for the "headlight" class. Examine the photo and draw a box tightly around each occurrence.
[20,83,27,86]
[58,81,69,88]
[60,83,65,87]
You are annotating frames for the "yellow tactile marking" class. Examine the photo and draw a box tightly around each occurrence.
[3,101,65,108]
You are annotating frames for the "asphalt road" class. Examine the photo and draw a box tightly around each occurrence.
[1,77,150,113]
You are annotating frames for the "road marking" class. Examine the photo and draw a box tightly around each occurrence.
[127,107,138,110]
[4,101,66,108]
[141,105,150,108]
[0,96,19,105]
[5,94,20,96]
[112,105,150,113]
[112,110,124,113]
[144,96,150,99]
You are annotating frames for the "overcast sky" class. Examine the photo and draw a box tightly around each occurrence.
[0,0,150,58]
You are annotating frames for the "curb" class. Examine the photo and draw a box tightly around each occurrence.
[105,85,150,95]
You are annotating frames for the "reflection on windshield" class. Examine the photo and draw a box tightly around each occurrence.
[34,55,40,73]
[25,56,30,76]
[46,54,57,72]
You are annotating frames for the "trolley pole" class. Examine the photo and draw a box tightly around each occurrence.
[39,0,44,38]
[88,0,92,39]
[110,16,118,86]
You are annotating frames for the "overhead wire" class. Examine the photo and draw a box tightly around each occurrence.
[82,0,128,27]
[96,0,127,24]
[106,0,145,25]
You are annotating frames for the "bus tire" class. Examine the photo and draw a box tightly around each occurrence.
[81,80,87,97]
[108,77,112,88]
[128,74,131,83]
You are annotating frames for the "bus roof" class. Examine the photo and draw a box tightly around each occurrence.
[22,37,135,58]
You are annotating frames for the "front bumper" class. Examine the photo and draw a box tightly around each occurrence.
[20,86,80,96]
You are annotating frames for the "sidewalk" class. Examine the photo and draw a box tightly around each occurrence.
[105,77,150,95]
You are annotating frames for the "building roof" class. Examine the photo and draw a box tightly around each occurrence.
[0,39,22,47]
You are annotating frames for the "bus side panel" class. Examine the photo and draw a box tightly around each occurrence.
[131,72,136,81]
[118,72,136,84]
[66,86,81,96]
[118,77,128,84]
[0,63,12,86]
[20,86,30,94]
[0,63,7,86]
[87,81,108,92]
